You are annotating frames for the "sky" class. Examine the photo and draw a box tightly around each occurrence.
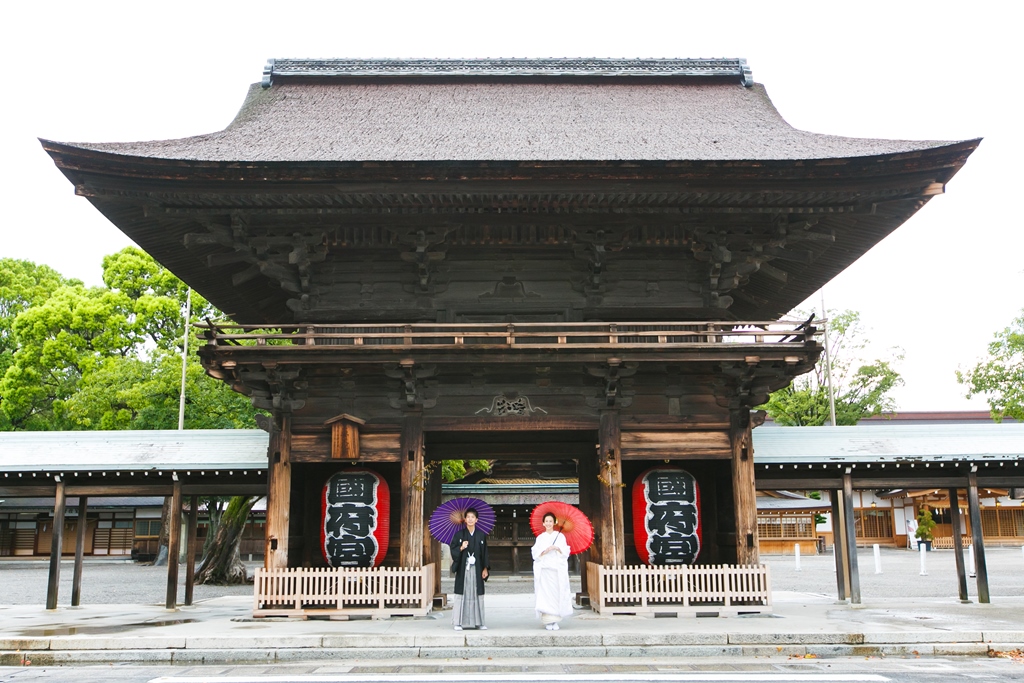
[2,1,1020,412]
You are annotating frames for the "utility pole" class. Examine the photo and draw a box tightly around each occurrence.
[821,290,837,427]
[178,288,192,431]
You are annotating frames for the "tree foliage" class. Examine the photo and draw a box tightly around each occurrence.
[957,310,1024,421]
[441,459,492,483]
[761,309,903,426]
[0,248,258,431]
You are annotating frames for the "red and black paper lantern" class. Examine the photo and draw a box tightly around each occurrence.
[321,469,390,567]
[632,467,701,565]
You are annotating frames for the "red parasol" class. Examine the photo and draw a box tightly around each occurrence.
[529,501,594,555]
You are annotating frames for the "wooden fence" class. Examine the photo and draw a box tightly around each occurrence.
[253,564,435,619]
[931,536,972,550]
[586,562,772,617]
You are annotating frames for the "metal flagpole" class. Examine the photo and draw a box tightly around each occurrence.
[178,288,192,431]
[821,290,837,427]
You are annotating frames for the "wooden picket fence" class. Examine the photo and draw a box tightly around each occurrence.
[930,536,971,550]
[586,562,772,617]
[253,564,435,619]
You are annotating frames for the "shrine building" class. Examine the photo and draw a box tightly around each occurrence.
[41,58,979,612]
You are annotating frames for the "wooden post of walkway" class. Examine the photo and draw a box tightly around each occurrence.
[830,488,848,601]
[400,412,425,567]
[266,416,292,569]
[184,494,199,606]
[165,476,182,609]
[966,468,990,603]
[842,469,861,604]
[71,495,89,607]
[730,410,759,565]
[947,487,969,602]
[597,410,624,566]
[46,477,67,610]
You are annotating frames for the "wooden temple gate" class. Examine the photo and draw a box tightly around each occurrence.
[41,57,977,618]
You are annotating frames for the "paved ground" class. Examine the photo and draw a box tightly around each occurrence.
[2,546,1021,606]
[2,548,1022,676]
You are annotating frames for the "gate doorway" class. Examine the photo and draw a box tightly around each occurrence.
[427,429,594,576]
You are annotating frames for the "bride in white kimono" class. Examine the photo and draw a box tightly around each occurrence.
[531,512,574,630]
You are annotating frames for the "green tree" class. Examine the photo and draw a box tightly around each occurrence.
[440,459,492,483]
[0,259,77,376]
[957,310,1024,421]
[761,309,903,426]
[0,247,257,431]
[0,249,262,580]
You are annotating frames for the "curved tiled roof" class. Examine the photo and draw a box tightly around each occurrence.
[57,58,964,163]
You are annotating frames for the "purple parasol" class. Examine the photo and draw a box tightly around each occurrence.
[428,498,496,545]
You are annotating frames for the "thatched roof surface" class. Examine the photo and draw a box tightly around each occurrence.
[54,58,960,163]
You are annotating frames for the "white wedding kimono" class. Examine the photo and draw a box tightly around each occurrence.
[531,530,574,624]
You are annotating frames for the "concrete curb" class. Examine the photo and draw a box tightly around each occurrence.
[3,634,1021,665]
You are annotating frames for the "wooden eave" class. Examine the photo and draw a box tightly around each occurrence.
[42,139,980,324]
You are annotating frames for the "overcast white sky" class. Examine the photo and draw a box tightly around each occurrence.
[3,1,1020,411]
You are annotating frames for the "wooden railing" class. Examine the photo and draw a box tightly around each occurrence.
[586,562,772,617]
[930,536,972,550]
[198,319,819,352]
[253,564,435,619]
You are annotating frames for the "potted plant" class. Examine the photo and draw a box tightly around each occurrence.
[915,508,937,551]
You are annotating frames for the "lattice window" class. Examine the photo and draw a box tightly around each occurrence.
[756,514,815,539]
[981,508,1024,537]
[854,509,893,539]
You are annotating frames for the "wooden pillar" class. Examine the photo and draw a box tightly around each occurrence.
[730,411,758,565]
[966,469,990,603]
[597,411,624,566]
[184,495,199,606]
[400,413,425,567]
[165,477,182,610]
[266,416,292,569]
[71,496,89,607]
[576,445,599,596]
[842,469,861,604]
[424,455,442,597]
[46,478,67,610]
[947,487,969,603]
[830,489,848,601]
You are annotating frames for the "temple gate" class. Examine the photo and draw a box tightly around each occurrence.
[42,58,977,614]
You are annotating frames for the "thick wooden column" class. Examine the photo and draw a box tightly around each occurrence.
[730,411,759,565]
[830,489,848,601]
[46,477,67,610]
[184,495,199,606]
[266,416,292,569]
[424,456,443,598]
[71,496,89,607]
[400,413,425,567]
[966,469,990,603]
[842,469,861,604]
[576,442,599,596]
[165,477,182,609]
[597,410,624,566]
[947,487,969,603]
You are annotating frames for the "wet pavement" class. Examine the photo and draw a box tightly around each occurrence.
[0,547,1021,664]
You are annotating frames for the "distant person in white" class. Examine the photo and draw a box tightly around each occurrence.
[531,512,573,630]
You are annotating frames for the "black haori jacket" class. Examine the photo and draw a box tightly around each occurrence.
[450,528,490,595]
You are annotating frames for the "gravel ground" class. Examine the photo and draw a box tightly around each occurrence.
[2,546,1021,605]
[765,544,1024,599]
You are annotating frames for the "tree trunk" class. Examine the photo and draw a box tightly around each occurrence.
[201,497,226,559]
[151,497,171,566]
[194,495,258,585]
